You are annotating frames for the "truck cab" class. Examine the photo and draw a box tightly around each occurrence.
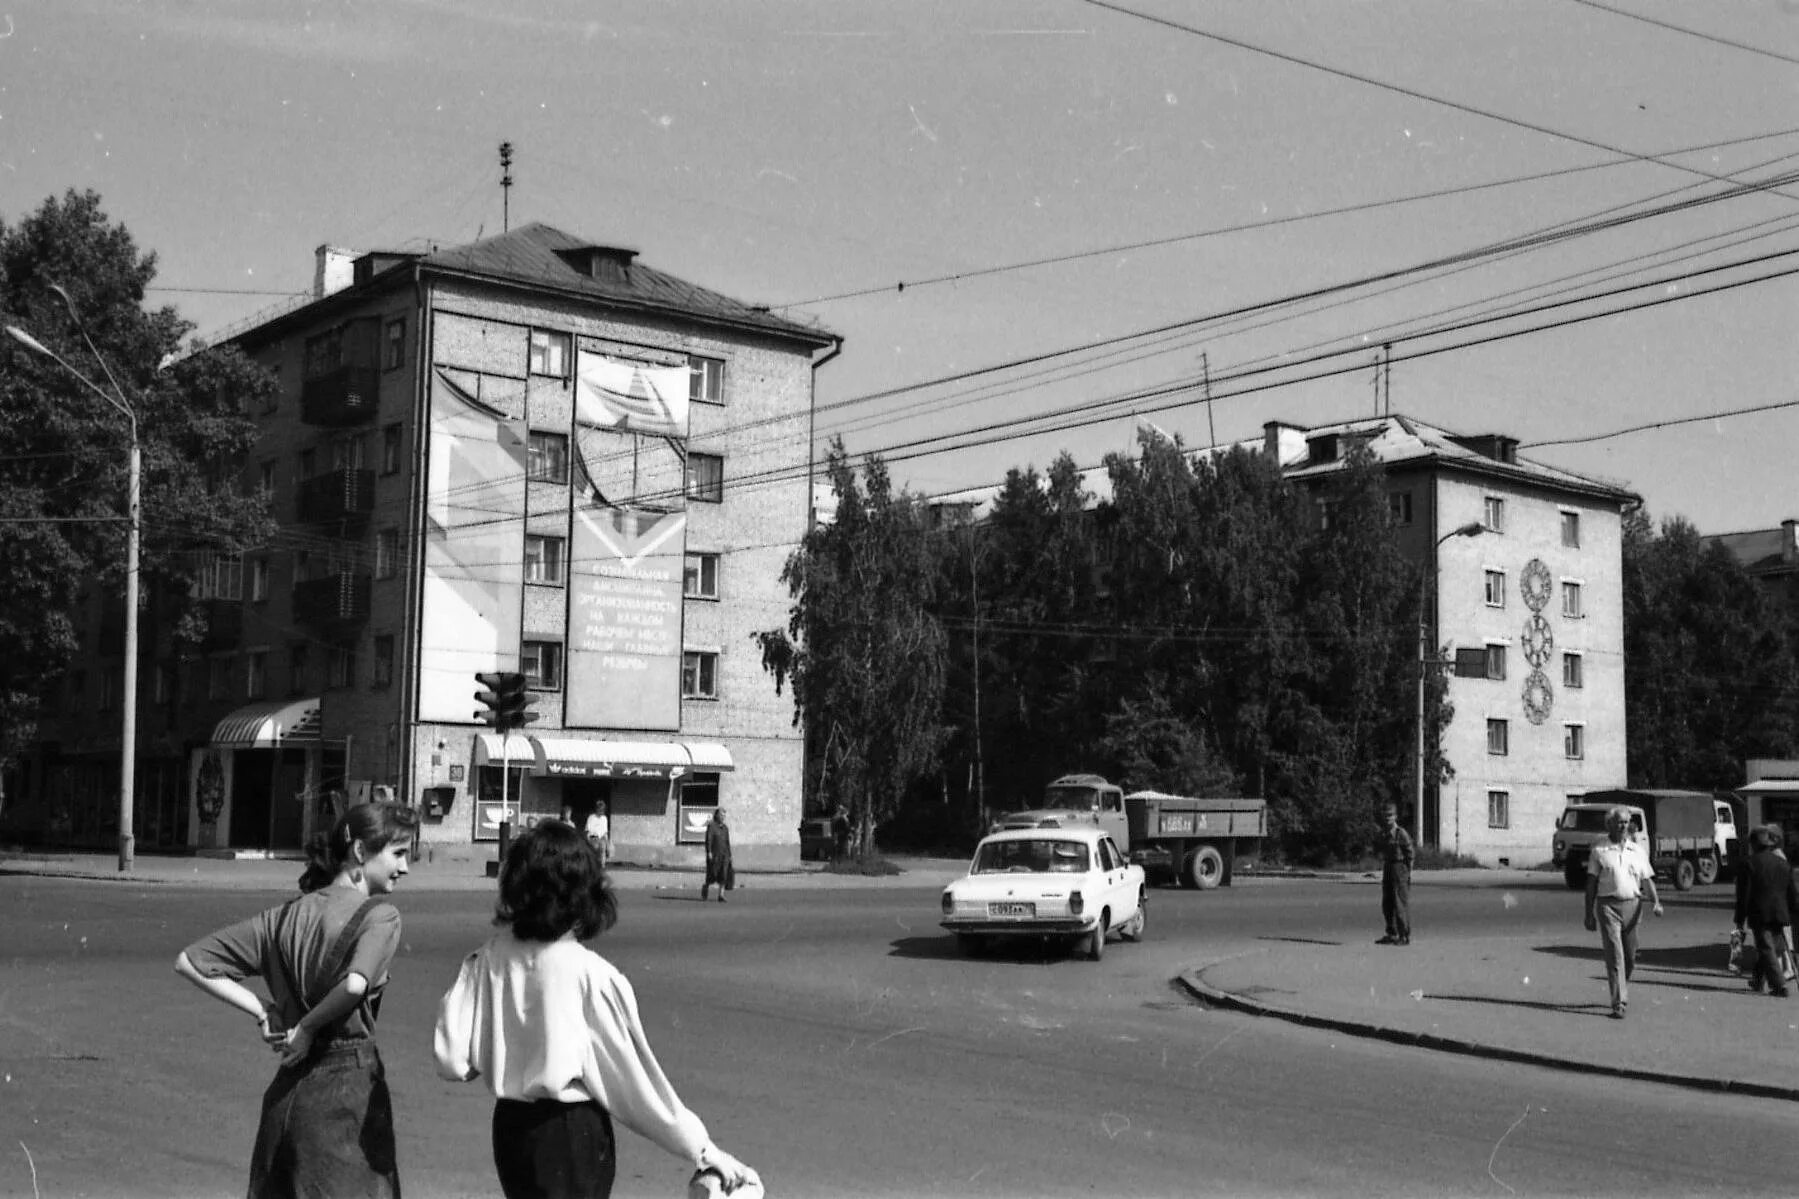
[993,774,1129,850]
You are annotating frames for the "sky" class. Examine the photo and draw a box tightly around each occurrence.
[4,0,1798,536]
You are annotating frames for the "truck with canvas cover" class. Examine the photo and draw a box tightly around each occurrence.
[1553,788,1736,892]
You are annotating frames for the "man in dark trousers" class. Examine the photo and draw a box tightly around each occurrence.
[1735,824,1799,998]
[701,808,733,903]
[1376,805,1414,946]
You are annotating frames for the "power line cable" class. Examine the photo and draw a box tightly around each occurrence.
[1564,0,1799,68]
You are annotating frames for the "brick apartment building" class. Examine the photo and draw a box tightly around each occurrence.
[9,223,839,867]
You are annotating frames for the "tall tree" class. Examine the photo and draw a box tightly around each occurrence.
[757,441,949,854]
[0,189,275,766]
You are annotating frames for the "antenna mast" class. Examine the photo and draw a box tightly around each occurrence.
[1202,351,1217,449]
[500,142,514,233]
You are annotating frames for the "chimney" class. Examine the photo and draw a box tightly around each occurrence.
[1784,519,1797,564]
[313,245,359,298]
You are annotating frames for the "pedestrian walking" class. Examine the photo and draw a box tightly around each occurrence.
[173,801,417,1198]
[1583,805,1663,1019]
[1375,805,1414,946]
[1734,824,1799,998]
[433,820,760,1199]
[585,802,611,863]
[701,808,733,903]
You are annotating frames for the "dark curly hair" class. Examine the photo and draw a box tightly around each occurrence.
[494,820,618,942]
[298,801,419,893]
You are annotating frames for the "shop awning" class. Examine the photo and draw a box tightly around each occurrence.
[210,698,322,748]
[529,737,735,779]
[473,733,537,767]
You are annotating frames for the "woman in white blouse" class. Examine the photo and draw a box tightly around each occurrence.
[434,821,758,1198]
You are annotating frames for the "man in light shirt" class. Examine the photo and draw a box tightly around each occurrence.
[1583,805,1663,1019]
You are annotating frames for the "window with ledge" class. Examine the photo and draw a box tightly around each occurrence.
[1387,491,1413,526]
[375,528,399,580]
[331,435,365,471]
[524,640,563,689]
[1563,652,1583,688]
[246,650,267,700]
[195,553,244,601]
[1487,718,1509,756]
[1484,643,1507,681]
[1488,790,1510,829]
[1482,495,1506,532]
[209,655,234,701]
[328,641,357,689]
[682,650,719,699]
[684,552,720,600]
[1484,570,1506,607]
[688,354,725,405]
[372,636,394,688]
[381,423,402,475]
[251,557,270,602]
[1564,723,1585,759]
[524,535,566,585]
[686,453,724,503]
[1561,511,1581,548]
[1562,580,1584,619]
[382,319,405,371]
[529,329,571,378]
[304,328,343,378]
[259,460,276,494]
[289,644,310,696]
[527,431,569,484]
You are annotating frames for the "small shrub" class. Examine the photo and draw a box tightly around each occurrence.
[1413,846,1483,870]
[823,854,904,877]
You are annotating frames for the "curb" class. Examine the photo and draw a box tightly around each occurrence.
[1176,955,1799,1104]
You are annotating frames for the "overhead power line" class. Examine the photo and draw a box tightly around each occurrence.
[1565,0,1799,68]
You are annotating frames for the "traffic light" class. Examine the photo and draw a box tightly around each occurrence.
[474,671,540,731]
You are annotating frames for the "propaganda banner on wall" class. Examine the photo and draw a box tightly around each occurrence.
[417,368,527,722]
[565,350,691,730]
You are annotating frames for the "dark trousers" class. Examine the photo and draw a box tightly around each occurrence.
[248,1040,398,1199]
[1382,867,1410,938]
[1749,924,1792,995]
[492,1098,616,1199]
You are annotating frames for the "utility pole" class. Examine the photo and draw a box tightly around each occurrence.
[1201,351,1217,449]
[1382,343,1393,416]
[500,141,514,233]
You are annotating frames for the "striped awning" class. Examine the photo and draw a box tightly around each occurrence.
[529,737,735,779]
[210,698,321,748]
[473,733,536,767]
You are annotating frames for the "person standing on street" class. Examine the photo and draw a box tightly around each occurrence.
[585,802,611,864]
[1734,824,1799,998]
[1584,805,1663,1019]
[174,801,417,1198]
[701,808,733,903]
[1376,805,1414,946]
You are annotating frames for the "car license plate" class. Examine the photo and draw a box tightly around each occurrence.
[989,901,1035,917]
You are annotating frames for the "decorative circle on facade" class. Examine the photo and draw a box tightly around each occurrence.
[1522,669,1554,725]
[1520,558,1553,613]
[1521,612,1555,668]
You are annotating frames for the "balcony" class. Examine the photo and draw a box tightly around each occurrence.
[300,365,380,427]
[296,469,376,525]
[292,572,372,626]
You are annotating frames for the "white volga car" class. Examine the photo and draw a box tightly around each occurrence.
[940,826,1146,961]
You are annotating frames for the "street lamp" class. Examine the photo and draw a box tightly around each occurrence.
[1415,520,1485,849]
[7,294,142,872]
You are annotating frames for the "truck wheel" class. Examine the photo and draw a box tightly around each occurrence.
[1088,912,1107,961]
[1695,852,1720,886]
[1563,862,1585,890]
[1186,846,1224,890]
[1121,889,1146,941]
[1673,857,1696,892]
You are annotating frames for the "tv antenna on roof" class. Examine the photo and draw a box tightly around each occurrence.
[499,142,514,233]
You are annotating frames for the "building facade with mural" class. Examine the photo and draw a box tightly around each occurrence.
[8,224,838,867]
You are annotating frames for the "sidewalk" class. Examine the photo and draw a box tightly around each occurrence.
[1181,877,1799,1102]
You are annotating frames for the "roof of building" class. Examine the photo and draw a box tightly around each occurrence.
[1708,523,1797,575]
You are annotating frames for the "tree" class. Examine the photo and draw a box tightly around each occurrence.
[757,441,950,855]
[0,189,275,766]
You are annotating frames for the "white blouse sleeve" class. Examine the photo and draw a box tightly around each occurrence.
[432,951,483,1082]
[583,962,712,1165]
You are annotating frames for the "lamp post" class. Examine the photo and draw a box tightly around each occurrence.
[1415,520,1485,849]
[7,295,141,872]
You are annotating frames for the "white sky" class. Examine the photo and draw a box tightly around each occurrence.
[4,0,1797,534]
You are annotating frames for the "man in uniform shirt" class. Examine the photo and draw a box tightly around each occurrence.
[1376,805,1414,946]
[1584,805,1663,1019]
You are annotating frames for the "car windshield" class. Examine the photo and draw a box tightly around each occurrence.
[974,838,1090,874]
[1044,786,1100,809]
[1561,808,1611,832]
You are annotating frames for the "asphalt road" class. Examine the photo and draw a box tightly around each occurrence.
[1,870,1787,1198]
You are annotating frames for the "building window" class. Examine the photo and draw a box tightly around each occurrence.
[208,655,234,701]
[331,434,365,471]
[1563,652,1583,688]
[1485,643,1507,681]
[1487,718,1509,756]
[527,431,569,484]
[250,557,270,603]
[685,453,724,503]
[682,650,719,700]
[1561,511,1580,548]
[375,528,399,580]
[299,447,317,480]
[1565,724,1586,759]
[1488,790,1510,829]
[328,641,357,689]
[1484,570,1506,608]
[524,535,566,585]
[524,640,563,689]
[372,635,394,688]
[381,423,402,475]
[259,460,276,494]
[196,552,244,601]
[246,650,267,700]
[1482,496,1505,532]
[683,552,720,600]
[382,319,405,371]
[1562,580,1584,619]
[289,644,310,696]
[528,329,570,378]
[688,354,725,405]
[99,668,119,712]
[304,328,342,378]
[1387,491,1413,526]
